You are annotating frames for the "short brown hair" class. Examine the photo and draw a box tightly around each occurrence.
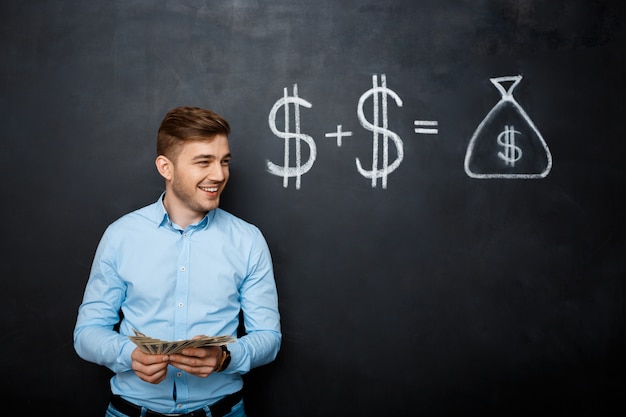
[157,106,231,159]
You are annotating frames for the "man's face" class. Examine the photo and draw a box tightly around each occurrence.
[166,135,230,221]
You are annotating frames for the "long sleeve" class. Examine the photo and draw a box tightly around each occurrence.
[74,231,136,373]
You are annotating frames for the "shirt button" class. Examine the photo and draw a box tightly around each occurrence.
[178,303,184,308]
[180,266,186,272]
[177,372,182,377]
[183,233,188,237]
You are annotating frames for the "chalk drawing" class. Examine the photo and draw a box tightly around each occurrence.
[266,84,316,190]
[414,120,438,134]
[464,75,552,179]
[356,74,404,189]
[265,74,554,189]
[325,124,353,147]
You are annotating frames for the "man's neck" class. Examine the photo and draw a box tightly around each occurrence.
[162,193,207,229]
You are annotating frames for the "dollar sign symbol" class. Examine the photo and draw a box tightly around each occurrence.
[497,124,522,166]
[356,74,404,189]
[267,84,316,190]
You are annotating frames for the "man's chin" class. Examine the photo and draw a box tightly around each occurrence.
[204,199,220,211]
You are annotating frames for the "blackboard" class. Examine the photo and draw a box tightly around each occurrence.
[2,1,625,415]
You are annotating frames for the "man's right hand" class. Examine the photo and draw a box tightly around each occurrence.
[131,348,170,384]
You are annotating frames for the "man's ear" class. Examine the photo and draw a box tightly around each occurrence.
[155,155,173,180]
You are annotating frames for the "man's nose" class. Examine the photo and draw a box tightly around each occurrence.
[207,165,225,181]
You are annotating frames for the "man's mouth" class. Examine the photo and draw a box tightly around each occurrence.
[199,186,219,193]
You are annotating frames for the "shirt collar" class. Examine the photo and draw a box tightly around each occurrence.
[154,192,215,230]
[155,192,169,228]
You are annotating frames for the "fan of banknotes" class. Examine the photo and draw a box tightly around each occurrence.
[128,329,235,355]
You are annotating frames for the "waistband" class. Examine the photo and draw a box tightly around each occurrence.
[110,390,242,417]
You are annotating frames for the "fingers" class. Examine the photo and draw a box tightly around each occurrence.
[131,348,170,384]
[168,346,221,378]
[134,364,169,384]
[130,346,223,381]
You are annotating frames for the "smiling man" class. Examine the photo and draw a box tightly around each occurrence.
[74,106,281,417]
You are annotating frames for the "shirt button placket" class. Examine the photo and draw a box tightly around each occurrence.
[173,230,190,341]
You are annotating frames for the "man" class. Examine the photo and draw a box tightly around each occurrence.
[74,106,281,417]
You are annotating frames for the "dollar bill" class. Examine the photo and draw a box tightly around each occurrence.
[128,329,235,354]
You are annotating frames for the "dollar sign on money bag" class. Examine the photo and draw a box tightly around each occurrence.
[266,84,316,190]
[464,75,552,179]
[356,74,404,189]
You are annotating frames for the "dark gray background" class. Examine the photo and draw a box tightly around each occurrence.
[2,1,624,416]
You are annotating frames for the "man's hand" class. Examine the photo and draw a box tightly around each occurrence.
[131,348,170,384]
[168,345,222,378]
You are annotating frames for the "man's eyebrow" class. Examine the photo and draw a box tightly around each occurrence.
[191,154,215,160]
[191,153,231,160]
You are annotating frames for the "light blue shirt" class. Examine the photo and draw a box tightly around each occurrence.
[73,194,281,413]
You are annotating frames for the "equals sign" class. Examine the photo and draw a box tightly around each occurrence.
[414,120,438,134]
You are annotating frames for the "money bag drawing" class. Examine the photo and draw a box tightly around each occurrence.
[464,75,552,179]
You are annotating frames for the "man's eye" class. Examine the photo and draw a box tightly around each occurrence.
[222,160,231,166]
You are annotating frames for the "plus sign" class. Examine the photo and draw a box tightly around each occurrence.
[325,124,353,147]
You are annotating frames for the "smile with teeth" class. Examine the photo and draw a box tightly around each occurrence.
[200,186,219,192]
